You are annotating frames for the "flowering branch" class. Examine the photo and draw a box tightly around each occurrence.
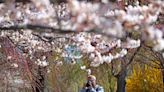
[0,24,74,33]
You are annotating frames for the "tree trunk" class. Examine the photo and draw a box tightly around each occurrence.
[116,68,127,92]
[33,66,46,92]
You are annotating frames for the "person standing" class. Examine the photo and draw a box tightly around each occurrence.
[80,75,104,92]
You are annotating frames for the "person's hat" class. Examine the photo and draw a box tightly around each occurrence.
[88,75,96,80]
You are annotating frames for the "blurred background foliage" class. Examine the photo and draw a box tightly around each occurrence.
[45,53,116,92]
[46,51,117,92]
[42,51,163,92]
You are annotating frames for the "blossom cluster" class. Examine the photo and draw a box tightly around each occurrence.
[0,0,164,68]
[72,32,140,67]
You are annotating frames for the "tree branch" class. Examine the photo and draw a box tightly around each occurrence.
[136,60,164,69]
[143,44,164,68]
[0,24,74,33]
[114,44,142,77]
[0,24,125,39]
[125,45,142,67]
[137,53,161,66]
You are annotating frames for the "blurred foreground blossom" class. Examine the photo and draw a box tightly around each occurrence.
[0,0,163,67]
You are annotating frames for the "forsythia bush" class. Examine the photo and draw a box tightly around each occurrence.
[126,64,163,92]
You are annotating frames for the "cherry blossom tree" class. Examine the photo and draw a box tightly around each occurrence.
[0,0,164,92]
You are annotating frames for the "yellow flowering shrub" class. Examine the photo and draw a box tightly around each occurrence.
[126,64,163,92]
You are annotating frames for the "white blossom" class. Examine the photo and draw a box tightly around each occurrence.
[7,56,12,60]
[146,14,158,23]
[148,27,163,39]
[16,11,22,18]
[11,63,18,68]
[125,38,141,48]
[86,69,91,75]
[77,13,87,23]
[14,79,24,84]
[42,56,46,60]
[102,0,109,4]
[119,49,128,57]
[56,61,63,66]
[90,51,103,67]
[80,43,95,53]
[0,16,4,22]
[153,39,164,51]
[102,54,113,63]
[37,59,49,67]
[89,53,95,60]
[90,62,101,67]
[70,0,80,14]
[80,65,86,70]
[31,0,50,8]
[73,34,86,42]
[116,39,121,47]
[105,10,115,16]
